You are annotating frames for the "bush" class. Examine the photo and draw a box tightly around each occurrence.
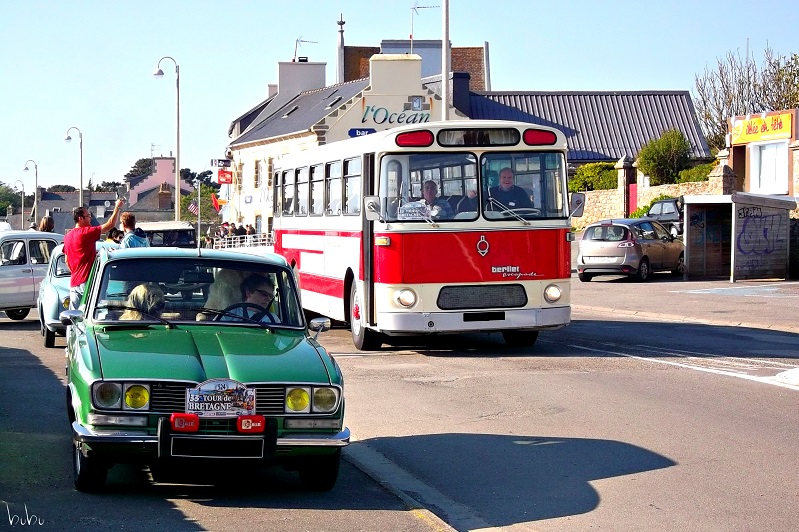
[678,162,715,183]
[637,129,691,186]
[568,162,617,192]
[630,194,674,218]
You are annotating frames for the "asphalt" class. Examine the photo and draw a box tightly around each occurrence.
[570,239,799,334]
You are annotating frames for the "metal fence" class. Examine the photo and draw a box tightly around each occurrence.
[211,233,274,249]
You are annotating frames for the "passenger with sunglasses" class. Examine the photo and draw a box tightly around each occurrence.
[64,198,124,310]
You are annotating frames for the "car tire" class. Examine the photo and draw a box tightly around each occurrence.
[578,272,593,282]
[634,258,651,282]
[672,253,685,276]
[5,308,30,320]
[44,326,56,348]
[349,282,383,351]
[502,330,539,348]
[73,442,107,492]
[298,451,341,491]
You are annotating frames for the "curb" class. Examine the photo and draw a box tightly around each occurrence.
[572,304,799,335]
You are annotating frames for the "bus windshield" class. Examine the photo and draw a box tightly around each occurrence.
[378,151,567,222]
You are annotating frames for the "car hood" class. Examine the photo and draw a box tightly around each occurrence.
[93,327,331,384]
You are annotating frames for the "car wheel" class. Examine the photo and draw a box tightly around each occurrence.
[672,253,685,276]
[670,225,679,238]
[578,272,593,282]
[73,442,107,492]
[5,308,30,320]
[44,326,56,348]
[349,282,383,351]
[634,258,651,282]
[502,330,539,348]
[298,451,341,491]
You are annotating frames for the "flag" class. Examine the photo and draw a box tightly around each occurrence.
[188,199,199,216]
[211,193,220,212]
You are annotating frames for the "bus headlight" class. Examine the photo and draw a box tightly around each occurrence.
[396,289,417,307]
[543,284,562,303]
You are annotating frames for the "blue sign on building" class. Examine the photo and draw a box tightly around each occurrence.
[348,128,376,138]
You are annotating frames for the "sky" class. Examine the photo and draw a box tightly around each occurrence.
[1,0,797,193]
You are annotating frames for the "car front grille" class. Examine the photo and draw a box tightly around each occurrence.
[149,382,285,416]
[437,284,528,310]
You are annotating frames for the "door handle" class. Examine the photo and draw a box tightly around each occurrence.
[21,268,33,273]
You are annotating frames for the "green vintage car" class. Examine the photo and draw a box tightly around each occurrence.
[60,247,348,492]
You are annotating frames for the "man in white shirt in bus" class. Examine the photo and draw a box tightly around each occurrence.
[488,167,532,209]
[421,180,454,219]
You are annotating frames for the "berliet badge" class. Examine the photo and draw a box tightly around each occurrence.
[476,235,489,257]
[186,379,256,417]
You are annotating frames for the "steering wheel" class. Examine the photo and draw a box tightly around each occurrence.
[213,302,275,323]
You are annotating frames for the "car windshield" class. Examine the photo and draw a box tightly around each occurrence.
[90,257,304,327]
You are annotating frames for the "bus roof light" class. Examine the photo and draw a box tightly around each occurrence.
[395,130,434,147]
[523,129,557,146]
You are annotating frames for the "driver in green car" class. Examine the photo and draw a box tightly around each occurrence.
[221,273,279,322]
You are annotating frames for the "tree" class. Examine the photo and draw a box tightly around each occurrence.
[568,162,617,192]
[48,185,77,192]
[636,129,691,186]
[124,158,154,180]
[0,181,23,215]
[181,169,219,190]
[694,46,799,152]
[95,181,123,192]
[180,184,222,221]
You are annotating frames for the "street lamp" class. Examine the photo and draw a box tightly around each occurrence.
[153,56,181,221]
[64,127,84,208]
[23,159,38,222]
[13,180,25,230]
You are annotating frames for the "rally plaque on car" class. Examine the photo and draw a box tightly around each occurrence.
[185,379,256,417]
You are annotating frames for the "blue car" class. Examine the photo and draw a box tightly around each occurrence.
[38,244,71,347]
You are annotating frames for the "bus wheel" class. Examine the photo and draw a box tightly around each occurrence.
[502,330,539,348]
[349,283,383,351]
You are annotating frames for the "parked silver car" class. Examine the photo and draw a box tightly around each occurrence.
[577,219,684,282]
[0,230,63,319]
[38,244,71,347]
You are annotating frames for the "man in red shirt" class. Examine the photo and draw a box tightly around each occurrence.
[64,200,124,309]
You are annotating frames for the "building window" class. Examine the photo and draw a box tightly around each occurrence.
[749,141,788,194]
[254,161,261,189]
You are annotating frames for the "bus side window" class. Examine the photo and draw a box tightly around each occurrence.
[310,164,324,215]
[326,161,342,215]
[282,170,295,216]
[296,167,309,216]
[343,157,361,215]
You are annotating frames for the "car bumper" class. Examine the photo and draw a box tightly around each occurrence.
[72,420,350,460]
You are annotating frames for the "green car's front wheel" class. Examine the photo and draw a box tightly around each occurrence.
[73,442,107,492]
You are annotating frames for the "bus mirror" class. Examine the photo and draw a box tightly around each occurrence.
[569,192,585,218]
[364,195,382,222]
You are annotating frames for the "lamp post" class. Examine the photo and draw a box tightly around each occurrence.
[13,180,25,229]
[23,159,38,222]
[64,127,84,208]
[153,56,181,221]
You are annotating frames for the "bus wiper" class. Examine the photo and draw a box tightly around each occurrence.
[195,307,274,331]
[418,200,440,228]
[95,303,174,329]
[486,197,531,226]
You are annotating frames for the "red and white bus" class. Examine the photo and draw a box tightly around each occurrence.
[272,120,585,350]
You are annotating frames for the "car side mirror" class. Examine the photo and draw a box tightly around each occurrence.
[60,309,84,327]
[309,317,331,340]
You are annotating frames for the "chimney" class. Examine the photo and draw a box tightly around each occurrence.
[267,83,277,98]
[337,14,345,84]
[158,183,172,210]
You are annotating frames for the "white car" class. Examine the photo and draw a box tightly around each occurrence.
[0,230,64,320]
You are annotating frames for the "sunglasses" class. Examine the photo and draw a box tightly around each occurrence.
[254,288,274,298]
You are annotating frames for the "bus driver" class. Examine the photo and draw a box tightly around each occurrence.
[421,180,455,219]
[487,167,532,209]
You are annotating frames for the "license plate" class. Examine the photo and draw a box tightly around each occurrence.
[586,256,617,263]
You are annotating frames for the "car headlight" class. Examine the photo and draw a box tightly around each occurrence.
[124,384,150,410]
[62,297,70,310]
[396,289,417,307]
[312,387,339,413]
[92,382,122,409]
[543,284,562,303]
[286,387,310,413]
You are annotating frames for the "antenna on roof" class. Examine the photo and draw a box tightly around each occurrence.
[294,37,318,62]
[410,1,439,55]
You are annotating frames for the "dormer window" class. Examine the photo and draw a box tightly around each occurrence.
[282,106,299,118]
[325,97,343,110]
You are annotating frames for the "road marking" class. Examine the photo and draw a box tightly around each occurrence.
[670,281,799,298]
[569,343,799,391]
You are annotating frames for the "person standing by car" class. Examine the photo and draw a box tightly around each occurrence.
[119,212,150,248]
[38,216,55,232]
[64,200,124,309]
[487,167,532,209]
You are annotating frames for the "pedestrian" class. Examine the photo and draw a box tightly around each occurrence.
[38,216,55,232]
[64,200,124,310]
[28,222,37,231]
[104,228,120,243]
[119,212,150,248]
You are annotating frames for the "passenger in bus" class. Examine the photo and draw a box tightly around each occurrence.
[421,180,455,219]
[487,168,532,209]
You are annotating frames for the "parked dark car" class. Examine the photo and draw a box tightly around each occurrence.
[646,197,684,237]
[577,219,684,282]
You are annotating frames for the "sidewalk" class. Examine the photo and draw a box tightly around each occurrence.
[570,239,799,334]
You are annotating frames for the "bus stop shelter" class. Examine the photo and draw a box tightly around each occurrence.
[682,192,797,282]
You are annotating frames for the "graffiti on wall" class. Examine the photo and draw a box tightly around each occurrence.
[735,207,786,274]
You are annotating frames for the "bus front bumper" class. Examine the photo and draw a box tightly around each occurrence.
[376,306,570,334]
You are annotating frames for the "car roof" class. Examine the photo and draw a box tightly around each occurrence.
[0,230,65,240]
[586,218,650,227]
[98,246,290,268]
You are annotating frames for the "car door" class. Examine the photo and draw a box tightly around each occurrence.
[635,221,664,269]
[652,221,682,269]
[29,238,60,301]
[0,238,34,307]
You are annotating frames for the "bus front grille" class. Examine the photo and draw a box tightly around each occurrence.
[436,284,527,310]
